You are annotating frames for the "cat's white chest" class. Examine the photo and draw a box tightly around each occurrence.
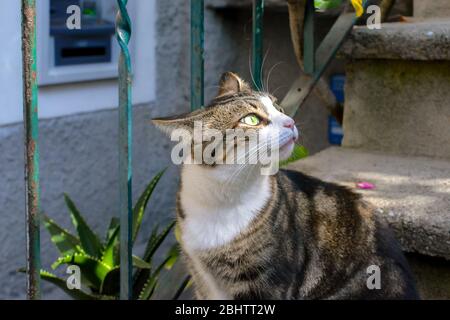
[181,198,262,250]
[178,165,271,299]
[179,165,271,251]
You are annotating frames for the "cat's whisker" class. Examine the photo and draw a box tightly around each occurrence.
[270,85,288,98]
[248,47,259,91]
[265,61,285,93]
[260,45,271,92]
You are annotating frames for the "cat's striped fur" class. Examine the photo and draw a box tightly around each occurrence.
[153,72,419,300]
[178,170,418,299]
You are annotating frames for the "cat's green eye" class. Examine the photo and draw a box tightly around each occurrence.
[240,114,261,126]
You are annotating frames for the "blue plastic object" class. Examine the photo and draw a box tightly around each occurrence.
[328,74,345,145]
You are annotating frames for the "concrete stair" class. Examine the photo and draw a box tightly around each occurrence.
[289,147,450,260]
[291,17,450,298]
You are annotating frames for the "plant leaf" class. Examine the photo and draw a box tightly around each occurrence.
[105,217,119,243]
[132,224,160,298]
[42,214,81,256]
[279,145,309,167]
[132,255,152,269]
[164,244,180,270]
[101,225,120,268]
[142,221,176,263]
[138,255,172,300]
[64,194,104,258]
[132,221,175,298]
[172,275,192,300]
[52,253,112,291]
[132,169,166,244]
[18,268,98,300]
[99,267,120,297]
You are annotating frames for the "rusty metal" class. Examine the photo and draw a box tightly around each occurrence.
[21,0,41,300]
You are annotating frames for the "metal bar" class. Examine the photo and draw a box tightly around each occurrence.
[191,0,204,110]
[21,0,41,300]
[252,0,264,90]
[116,0,133,300]
[303,0,315,75]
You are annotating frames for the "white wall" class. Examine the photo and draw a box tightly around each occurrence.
[0,0,156,126]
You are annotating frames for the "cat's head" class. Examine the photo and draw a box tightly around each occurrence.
[152,72,299,172]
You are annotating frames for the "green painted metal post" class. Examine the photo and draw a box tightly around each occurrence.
[252,0,264,90]
[21,0,41,300]
[116,0,133,300]
[191,0,204,111]
[303,0,315,75]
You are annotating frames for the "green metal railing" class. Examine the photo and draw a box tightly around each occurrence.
[20,0,361,300]
[20,0,135,300]
[116,0,133,300]
[191,0,205,111]
[21,0,40,300]
[252,0,264,89]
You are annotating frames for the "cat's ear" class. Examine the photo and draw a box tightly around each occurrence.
[152,109,205,137]
[217,72,251,97]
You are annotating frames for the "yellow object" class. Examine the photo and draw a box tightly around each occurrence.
[175,222,182,243]
[351,0,364,17]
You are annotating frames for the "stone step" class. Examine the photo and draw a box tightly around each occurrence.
[288,147,450,260]
[341,20,450,61]
[415,0,450,19]
[340,20,450,159]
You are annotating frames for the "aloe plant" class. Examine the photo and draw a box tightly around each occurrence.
[22,169,190,300]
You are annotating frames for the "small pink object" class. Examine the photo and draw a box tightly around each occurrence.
[356,182,375,190]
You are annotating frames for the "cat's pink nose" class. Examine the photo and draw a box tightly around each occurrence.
[283,119,295,129]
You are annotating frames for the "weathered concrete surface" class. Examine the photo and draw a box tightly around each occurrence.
[342,59,450,159]
[414,0,450,19]
[288,147,450,260]
[341,21,450,61]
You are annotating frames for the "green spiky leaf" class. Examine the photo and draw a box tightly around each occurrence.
[18,268,99,300]
[132,255,152,269]
[99,267,120,296]
[172,275,192,300]
[52,253,112,290]
[42,214,81,256]
[142,221,176,263]
[279,145,309,167]
[105,217,119,243]
[132,169,166,243]
[138,255,172,300]
[132,221,175,298]
[64,194,104,259]
[164,244,180,270]
[101,225,119,268]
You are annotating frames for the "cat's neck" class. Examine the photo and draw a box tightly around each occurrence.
[179,164,273,250]
[180,164,272,209]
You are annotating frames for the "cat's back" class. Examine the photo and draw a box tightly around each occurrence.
[277,169,419,299]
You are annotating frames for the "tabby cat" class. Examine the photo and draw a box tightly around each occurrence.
[153,72,419,300]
